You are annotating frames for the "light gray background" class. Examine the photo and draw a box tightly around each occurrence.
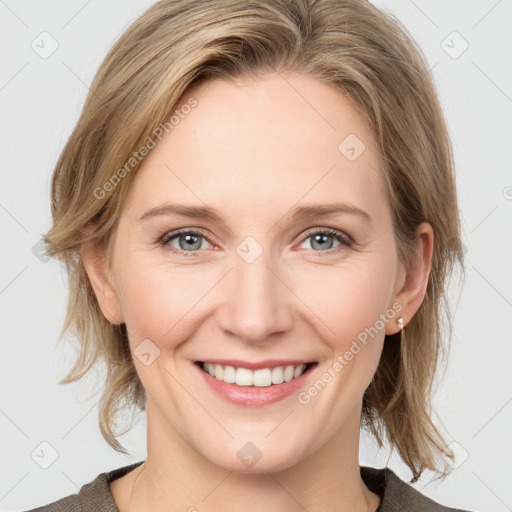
[1,1,511,511]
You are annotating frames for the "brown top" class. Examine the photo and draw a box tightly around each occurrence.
[25,461,473,511]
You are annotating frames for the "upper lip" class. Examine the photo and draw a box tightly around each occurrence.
[196,359,317,371]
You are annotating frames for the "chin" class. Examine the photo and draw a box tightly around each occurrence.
[201,437,307,475]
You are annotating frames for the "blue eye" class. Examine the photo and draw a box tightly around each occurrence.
[299,228,353,253]
[159,227,353,257]
[159,228,212,256]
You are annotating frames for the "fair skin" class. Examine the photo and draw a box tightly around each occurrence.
[83,72,433,512]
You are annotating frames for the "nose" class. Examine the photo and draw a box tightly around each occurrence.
[217,250,294,345]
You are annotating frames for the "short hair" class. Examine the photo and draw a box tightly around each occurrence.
[44,0,465,483]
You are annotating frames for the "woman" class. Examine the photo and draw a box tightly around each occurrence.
[28,0,471,510]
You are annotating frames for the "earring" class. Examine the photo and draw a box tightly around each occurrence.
[397,317,404,343]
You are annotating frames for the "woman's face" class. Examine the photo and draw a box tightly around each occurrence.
[87,72,427,472]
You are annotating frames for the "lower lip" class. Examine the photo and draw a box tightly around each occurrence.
[193,362,317,407]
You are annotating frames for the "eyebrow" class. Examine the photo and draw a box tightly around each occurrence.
[139,202,371,224]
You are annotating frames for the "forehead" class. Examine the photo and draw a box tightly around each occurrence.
[122,72,387,223]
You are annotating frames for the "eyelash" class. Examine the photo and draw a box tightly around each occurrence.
[158,227,353,257]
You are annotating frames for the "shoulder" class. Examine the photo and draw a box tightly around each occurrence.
[23,461,145,512]
[360,466,475,512]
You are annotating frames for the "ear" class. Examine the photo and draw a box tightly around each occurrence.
[385,221,434,335]
[81,232,124,325]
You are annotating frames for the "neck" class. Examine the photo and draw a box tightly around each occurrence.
[129,400,380,512]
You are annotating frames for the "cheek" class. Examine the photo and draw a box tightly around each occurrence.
[113,256,206,348]
[113,259,213,403]
[293,258,395,341]
[290,263,395,417]
[289,257,396,401]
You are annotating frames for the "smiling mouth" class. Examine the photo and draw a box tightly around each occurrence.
[195,361,318,387]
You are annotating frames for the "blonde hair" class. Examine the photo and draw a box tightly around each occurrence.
[44,0,464,482]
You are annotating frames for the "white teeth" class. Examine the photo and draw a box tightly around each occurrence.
[293,365,304,378]
[214,364,224,380]
[202,362,309,387]
[223,365,236,383]
[253,368,272,387]
[284,365,295,382]
[235,367,253,386]
[271,366,284,384]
